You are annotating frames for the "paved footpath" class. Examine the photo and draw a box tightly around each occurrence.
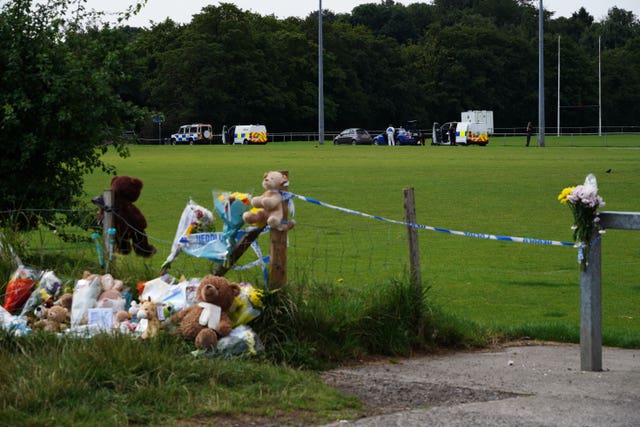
[322,344,640,427]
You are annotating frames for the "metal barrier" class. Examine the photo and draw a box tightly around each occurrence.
[581,211,640,371]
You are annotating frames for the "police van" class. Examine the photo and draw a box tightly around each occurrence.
[170,123,213,145]
[432,110,493,146]
[231,124,268,145]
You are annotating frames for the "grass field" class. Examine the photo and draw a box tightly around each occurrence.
[2,136,638,426]
[80,136,640,348]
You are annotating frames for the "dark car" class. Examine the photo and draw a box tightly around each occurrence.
[333,128,373,145]
[374,127,424,146]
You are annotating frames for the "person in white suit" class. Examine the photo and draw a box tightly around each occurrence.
[386,124,395,146]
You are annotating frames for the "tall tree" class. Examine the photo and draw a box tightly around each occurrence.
[0,0,146,223]
[350,1,427,44]
[93,0,640,135]
[423,16,536,125]
[601,37,640,125]
[600,7,640,49]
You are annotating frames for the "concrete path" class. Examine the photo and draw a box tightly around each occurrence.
[322,343,640,427]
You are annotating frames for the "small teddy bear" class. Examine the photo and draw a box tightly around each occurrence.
[55,293,73,311]
[242,170,292,231]
[33,305,70,332]
[169,275,241,349]
[136,299,161,339]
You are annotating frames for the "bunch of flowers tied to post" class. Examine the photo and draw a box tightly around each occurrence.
[557,173,606,269]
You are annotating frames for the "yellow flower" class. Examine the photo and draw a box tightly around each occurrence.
[557,186,575,204]
[231,297,246,313]
[230,191,250,202]
[249,288,264,308]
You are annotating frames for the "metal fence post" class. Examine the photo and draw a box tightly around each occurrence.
[580,232,602,371]
[579,211,640,371]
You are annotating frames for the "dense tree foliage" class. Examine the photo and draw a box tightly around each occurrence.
[108,0,638,135]
[0,0,146,220]
[2,0,639,171]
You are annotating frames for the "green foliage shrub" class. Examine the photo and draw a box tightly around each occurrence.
[0,0,145,227]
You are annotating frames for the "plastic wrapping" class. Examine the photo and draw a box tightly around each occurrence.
[138,276,199,318]
[20,271,63,317]
[0,305,30,336]
[213,191,252,253]
[2,265,40,314]
[70,275,102,327]
[229,283,263,327]
[162,199,215,269]
[216,325,264,358]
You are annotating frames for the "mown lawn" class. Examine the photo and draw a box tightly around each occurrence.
[2,137,638,426]
[81,137,640,347]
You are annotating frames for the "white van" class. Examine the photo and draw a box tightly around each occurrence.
[232,124,268,145]
[432,110,493,146]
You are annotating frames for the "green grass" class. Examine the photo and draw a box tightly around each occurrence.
[490,133,640,147]
[2,136,639,425]
[78,138,640,348]
[0,331,363,426]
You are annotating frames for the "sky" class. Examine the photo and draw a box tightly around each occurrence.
[85,1,640,28]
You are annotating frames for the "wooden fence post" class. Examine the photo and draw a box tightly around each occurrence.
[269,171,290,289]
[403,188,422,291]
[580,211,640,371]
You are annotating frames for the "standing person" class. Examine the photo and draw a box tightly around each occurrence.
[525,121,533,146]
[449,122,457,145]
[386,124,395,146]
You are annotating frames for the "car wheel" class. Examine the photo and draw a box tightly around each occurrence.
[171,138,177,145]
[351,139,357,145]
[333,140,338,145]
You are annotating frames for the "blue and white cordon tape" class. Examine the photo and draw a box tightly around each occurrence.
[287,192,575,248]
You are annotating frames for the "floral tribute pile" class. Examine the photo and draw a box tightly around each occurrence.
[557,173,606,270]
[0,268,265,358]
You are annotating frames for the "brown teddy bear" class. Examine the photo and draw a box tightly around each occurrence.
[136,299,161,339]
[33,305,70,332]
[242,170,293,231]
[169,275,241,349]
[110,175,156,257]
[55,293,73,311]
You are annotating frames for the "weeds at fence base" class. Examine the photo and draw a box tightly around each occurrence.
[252,279,491,369]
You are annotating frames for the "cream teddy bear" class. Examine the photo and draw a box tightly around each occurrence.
[242,171,293,231]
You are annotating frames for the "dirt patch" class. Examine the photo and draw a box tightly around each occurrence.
[321,370,520,415]
[178,410,321,427]
[179,373,519,427]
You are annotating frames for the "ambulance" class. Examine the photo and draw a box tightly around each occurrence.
[432,110,493,146]
[231,124,268,145]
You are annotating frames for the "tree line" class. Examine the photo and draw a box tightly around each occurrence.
[109,0,639,136]
[1,0,639,216]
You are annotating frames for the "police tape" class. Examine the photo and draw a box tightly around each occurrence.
[288,192,575,248]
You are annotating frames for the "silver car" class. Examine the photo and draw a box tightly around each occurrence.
[333,128,373,145]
